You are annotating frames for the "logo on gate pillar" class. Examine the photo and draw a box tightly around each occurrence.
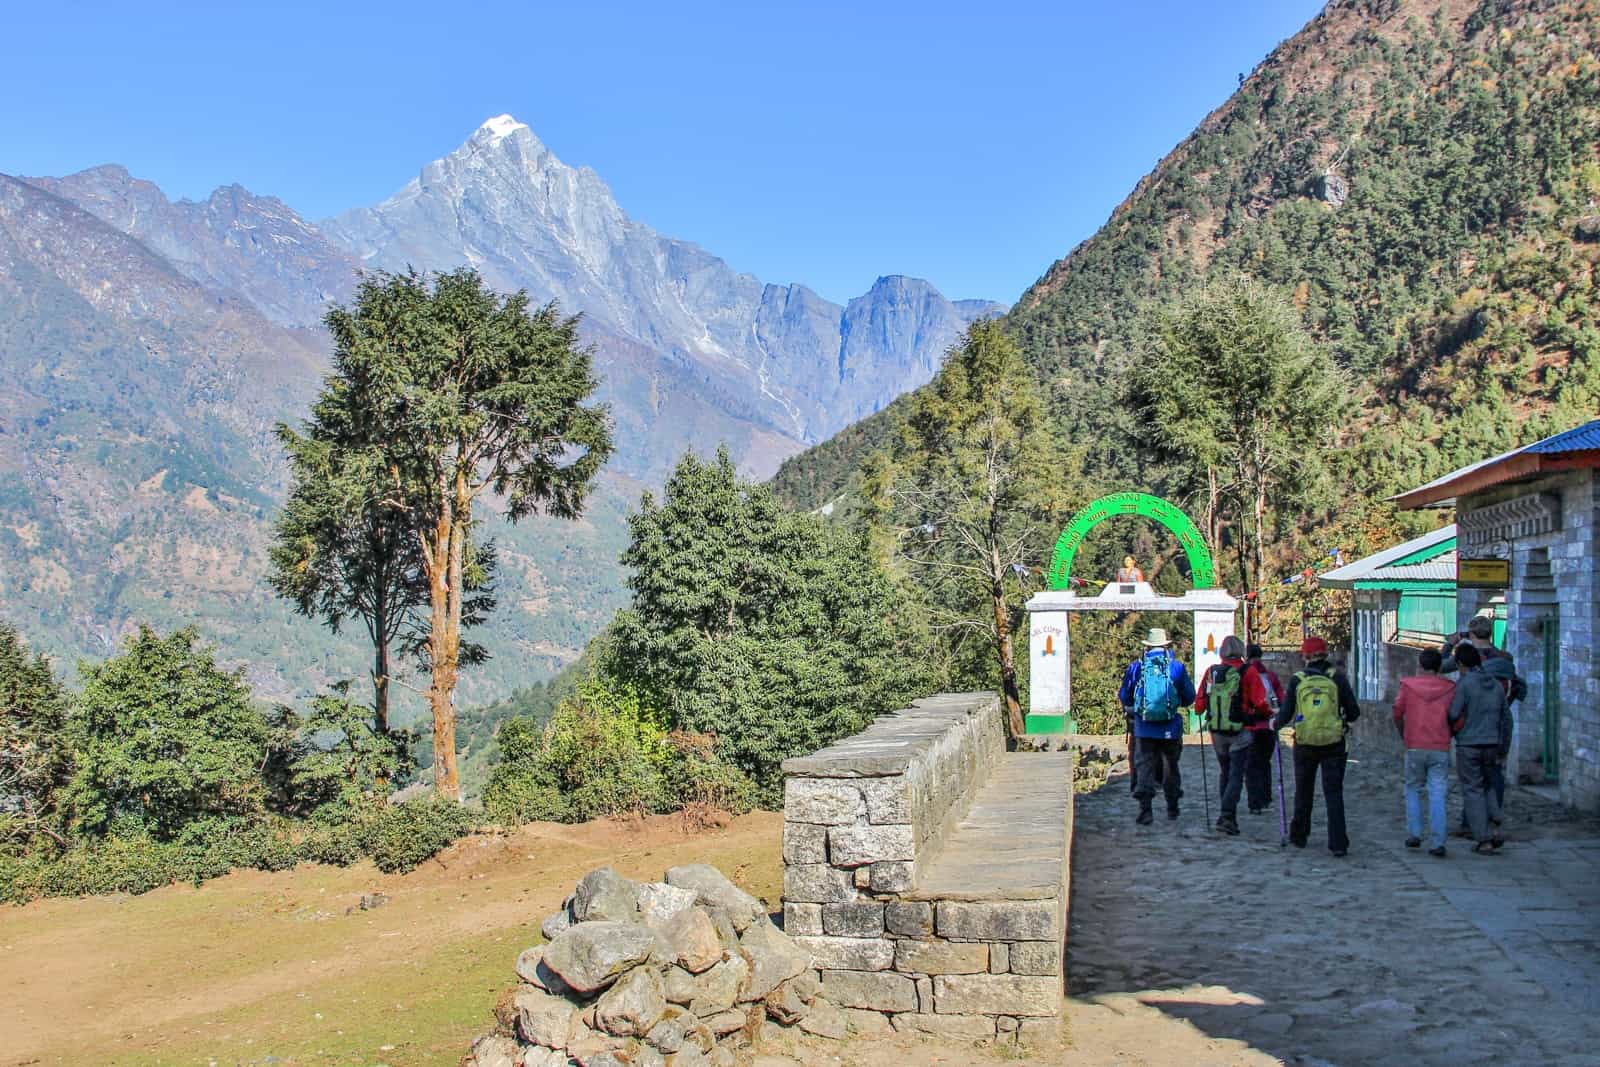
[1206,632,1216,653]
[1042,634,1057,657]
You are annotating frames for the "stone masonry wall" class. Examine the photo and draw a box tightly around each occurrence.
[779,693,1066,1043]
[1456,470,1599,812]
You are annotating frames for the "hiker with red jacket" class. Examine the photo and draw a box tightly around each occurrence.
[1196,635,1251,836]
[1392,648,1455,857]
[1272,636,1361,856]
[1119,628,1196,826]
[1242,643,1285,815]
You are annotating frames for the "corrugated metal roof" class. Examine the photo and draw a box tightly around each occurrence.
[1367,560,1457,582]
[1391,419,1600,508]
[1525,419,1600,453]
[1318,523,1457,589]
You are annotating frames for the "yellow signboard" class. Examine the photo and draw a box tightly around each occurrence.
[1458,558,1510,589]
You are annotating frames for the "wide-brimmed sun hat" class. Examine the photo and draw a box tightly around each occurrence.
[1143,627,1171,647]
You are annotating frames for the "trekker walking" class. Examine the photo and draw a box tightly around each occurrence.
[1273,636,1361,856]
[1392,648,1455,857]
[1197,635,1251,835]
[1120,628,1196,825]
[1242,643,1285,815]
[1448,643,1512,855]
[1444,614,1524,833]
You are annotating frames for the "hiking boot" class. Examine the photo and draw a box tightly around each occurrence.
[1136,807,1154,826]
[1471,841,1501,856]
[1454,827,1474,840]
[1331,849,1348,858]
[1428,846,1447,858]
[1405,837,1421,849]
[1167,805,1181,820]
[1290,838,1306,849]
[1216,816,1240,836]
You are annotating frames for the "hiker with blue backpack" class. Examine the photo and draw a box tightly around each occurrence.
[1119,627,1197,826]
[1271,636,1361,856]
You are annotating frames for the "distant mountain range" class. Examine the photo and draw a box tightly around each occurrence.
[0,116,1000,705]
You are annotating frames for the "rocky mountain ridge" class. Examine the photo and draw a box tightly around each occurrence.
[774,0,1600,534]
[0,116,999,702]
[326,116,1003,471]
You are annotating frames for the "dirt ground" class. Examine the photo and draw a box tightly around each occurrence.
[7,739,1598,1066]
[0,813,787,1066]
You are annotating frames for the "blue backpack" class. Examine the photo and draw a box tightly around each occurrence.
[1135,651,1180,722]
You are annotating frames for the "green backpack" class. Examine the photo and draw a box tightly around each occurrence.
[1292,671,1344,745]
[1205,664,1245,733]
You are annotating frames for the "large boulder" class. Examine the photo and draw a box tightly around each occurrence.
[684,955,750,1018]
[763,971,819,1025]
[522,1046,566,1067]
[543,921,656,995]
[736,920,811,1002]
[572,867,641,923]
[638,881,699,926]
[541,906,574,942]
[659,907,723,974]
[595,965,669,1038]
[468,1033,519,1067]
[664,865,765,931]
[515,985,579,1049]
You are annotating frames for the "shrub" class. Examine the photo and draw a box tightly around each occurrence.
[483,678,758,826]
[364,797,475,874]
[65,626,268,840]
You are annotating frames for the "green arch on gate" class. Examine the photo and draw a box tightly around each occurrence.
[1046,492,1216,590]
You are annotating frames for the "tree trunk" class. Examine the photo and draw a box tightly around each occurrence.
[990,576,1025,740]
[372,632,390,736]
[1204,464,1223,565]
[426,471,463,803]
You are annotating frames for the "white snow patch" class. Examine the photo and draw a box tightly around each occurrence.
[479,114,527,142]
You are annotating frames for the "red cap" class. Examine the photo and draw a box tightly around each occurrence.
[1301,636,1329,657]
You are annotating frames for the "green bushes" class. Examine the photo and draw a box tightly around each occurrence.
[0,801,479,903]
[364,797,477,874]
[0,624,479,905]
[484,678,756,827]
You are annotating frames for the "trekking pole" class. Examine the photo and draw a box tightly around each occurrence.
[1275,731,1289,848]
[1198,720,1212,832]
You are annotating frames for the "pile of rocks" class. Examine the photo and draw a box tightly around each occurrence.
[467,864,839,1067]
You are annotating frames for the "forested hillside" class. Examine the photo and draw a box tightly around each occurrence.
[776,0,1600,562]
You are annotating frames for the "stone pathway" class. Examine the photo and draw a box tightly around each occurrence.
[1067,737,1600,1066]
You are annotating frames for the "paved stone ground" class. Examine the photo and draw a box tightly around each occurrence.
[1066,737,1600,1066]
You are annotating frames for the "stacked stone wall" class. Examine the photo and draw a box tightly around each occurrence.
[1456,469,1599,812]
[780,692,1069,1043]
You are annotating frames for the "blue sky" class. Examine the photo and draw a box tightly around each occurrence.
[1,0,1326,305]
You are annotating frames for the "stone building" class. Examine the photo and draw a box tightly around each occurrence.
[1392,420,1600,813]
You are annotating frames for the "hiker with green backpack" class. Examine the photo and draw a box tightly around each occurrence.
[1119,628,1197,826]
[1196,635,1252,836]
[1271,635,1362,856]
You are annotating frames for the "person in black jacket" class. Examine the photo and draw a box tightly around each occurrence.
[1272,636,1362,857]
[1449,642,1513,854]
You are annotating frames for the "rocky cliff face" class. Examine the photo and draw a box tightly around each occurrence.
[1,116,999,699]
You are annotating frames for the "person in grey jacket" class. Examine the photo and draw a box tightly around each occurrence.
[1448,643,1512,854]
[1443,614,1524,833]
